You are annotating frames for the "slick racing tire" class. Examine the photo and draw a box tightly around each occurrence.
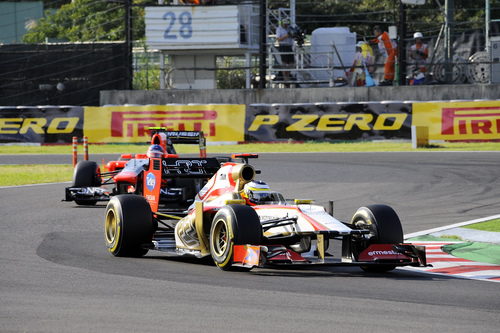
[104,194,153,257]
[209,204,262,271]
[73,161,101,187]
[350,204,403,273]
[72,161,101,205]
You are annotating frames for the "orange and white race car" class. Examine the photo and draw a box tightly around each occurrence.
[104,154,427,272]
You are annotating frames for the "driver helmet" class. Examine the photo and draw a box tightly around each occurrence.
[243,180,277,204]
[147,144,165,158]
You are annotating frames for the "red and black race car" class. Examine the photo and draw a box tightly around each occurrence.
[104,153,427,272]
[64,128,213,211]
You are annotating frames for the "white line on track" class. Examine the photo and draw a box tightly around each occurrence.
[404,214,500,239]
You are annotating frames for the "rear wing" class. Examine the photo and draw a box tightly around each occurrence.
[149,128,207,158]
[165,131,204,144]
[162,157,220,178]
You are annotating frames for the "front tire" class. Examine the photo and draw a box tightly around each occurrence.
[209,205,262,271]
[73,161,101,205]
[350,204,403,272]
[104,195,154,257]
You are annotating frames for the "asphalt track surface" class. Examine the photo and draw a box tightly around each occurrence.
[1,152,500,332]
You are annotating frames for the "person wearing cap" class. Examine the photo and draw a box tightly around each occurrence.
[409,32,429,75]
[350,41,374,86]
[371,25,397,86]
[276,19,294,84]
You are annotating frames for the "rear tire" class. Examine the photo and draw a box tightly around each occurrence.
[73,161,101,205]
[209,205,262,271]
[104,194,154,257]
[350,204,403,272]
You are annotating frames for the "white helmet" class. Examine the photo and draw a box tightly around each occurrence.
[243,180,284,204]
[413,32,423,39]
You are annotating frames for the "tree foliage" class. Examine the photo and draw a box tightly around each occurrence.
[23,0,148,43]
[22,0,495,44]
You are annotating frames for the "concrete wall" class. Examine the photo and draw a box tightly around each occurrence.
[100,84,500,106]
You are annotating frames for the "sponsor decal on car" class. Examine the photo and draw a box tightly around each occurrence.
[368,250,399,256]
[358,244,408,261]
[146,173,156,191]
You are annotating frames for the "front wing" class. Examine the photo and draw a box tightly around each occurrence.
[64,186,111,203]
[233,243,427,269]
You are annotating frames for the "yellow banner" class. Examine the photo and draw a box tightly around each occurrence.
[413,101,500,141]
[83,105,245,143]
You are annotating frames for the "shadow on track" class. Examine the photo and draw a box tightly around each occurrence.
[37,231,451,284]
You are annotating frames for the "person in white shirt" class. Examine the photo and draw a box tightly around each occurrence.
[409,32,429,74]
[276,19,294,84]
[350,41,375,86]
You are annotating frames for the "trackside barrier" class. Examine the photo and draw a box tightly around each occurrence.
[83,105,245,144]
[72,136,89,167]
[83,136,89,161]
[199,132,207,158]
[0,106,84,144]
[3,101,499,145]
[412,100,500,141]
[72,136,78,167]
[245,102,413,142]
[411,126,429,148]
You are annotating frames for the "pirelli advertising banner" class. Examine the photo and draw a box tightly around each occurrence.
[413,101,500,141]
[84,105,245,143]
[0,106,83,143]
[246,102,412,141]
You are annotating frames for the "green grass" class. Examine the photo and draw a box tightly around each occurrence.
[436,235,464,241]
[463,219,500,232]
[0,165,73,186]
[1,141,500,154]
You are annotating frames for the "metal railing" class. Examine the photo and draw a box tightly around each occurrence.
[268,42,352,87]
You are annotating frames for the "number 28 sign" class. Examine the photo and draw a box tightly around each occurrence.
[162,11,193,40]
[145,6,241,50]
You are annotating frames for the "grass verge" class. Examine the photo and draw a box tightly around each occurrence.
[463,219,500,232]
[0,165,73,186]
